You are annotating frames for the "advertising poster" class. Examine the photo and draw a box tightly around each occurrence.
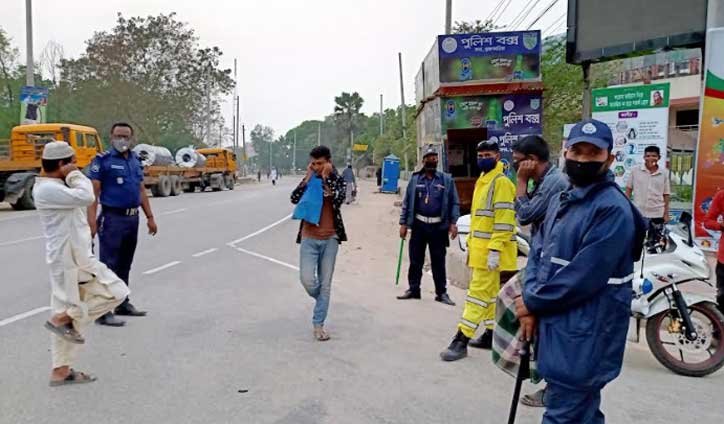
[592,83,670,189]
[693,28,724,251]
[442,94,543,176]
[437,31,541,84]
[19,86,49,124]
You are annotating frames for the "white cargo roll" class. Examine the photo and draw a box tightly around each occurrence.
[176,146,206,168]
[133,144,174,167]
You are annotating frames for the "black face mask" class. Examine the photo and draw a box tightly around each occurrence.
[423,161,437,171]
[564,159,607,187]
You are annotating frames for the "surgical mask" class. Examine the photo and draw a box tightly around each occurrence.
[564,159,606,187]
[477,157,497,173]
[111,138,131,153]
[423,161,437,171]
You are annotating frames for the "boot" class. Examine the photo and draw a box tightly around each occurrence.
[440,330,469,362]
[468,329,493,350]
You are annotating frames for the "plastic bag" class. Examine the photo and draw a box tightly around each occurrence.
[292,176,323,225]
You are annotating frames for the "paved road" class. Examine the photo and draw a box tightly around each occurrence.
[0,179,722,424]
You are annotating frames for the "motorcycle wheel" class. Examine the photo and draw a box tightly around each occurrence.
[646,301,724,377]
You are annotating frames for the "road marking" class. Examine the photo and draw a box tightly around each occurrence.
[143,261,182,275]
[0,306,51,327]
[158,208,187,216]
[192,248,218,258]
[231,246,299,271]
[227,213,292,246]
[0,235,44,247]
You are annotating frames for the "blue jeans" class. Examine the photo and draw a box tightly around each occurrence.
[299,237,339,326]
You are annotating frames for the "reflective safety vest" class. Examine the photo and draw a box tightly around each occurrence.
[467,161,517,271]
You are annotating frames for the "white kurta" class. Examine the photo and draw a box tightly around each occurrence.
[34,171,130,317]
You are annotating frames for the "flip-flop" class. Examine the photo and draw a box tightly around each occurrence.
[44,321,85,344]
[49,369,97,387]
[314,327,330,342]
[520,387,547,407]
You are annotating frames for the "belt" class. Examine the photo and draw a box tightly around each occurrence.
[415,214,442,224]
[102,206,140,216]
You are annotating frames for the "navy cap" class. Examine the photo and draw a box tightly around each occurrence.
[566,119,613,151]
[422,145,439,158]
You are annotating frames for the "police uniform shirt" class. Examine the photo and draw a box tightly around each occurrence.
[414,173,445,218]
[88,148,144,208]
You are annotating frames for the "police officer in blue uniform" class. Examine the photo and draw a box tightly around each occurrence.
[397,146,460,306]
[515,119,647,423]
[88,122,158,327]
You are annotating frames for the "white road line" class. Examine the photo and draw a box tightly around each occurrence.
[143,261,182,275]
[227,214,292,246]
[192,248,218,258]
[0,235,44,247]
[231,246,299,271]
[0,306,51,327]
[158,208,187,216]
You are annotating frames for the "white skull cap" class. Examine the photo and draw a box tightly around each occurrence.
[42,141,75,160]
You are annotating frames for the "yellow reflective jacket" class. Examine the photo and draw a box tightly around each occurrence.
[467,161,518,271]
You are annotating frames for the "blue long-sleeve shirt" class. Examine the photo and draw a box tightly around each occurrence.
[514,165,568,240]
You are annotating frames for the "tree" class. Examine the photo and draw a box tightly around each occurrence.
[250,124,275,171]
[333,92,364,157]
[452,19,499,34]
[0,27,20,131]
[39,41,64,87]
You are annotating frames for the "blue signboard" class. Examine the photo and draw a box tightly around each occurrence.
[438,31,541,58]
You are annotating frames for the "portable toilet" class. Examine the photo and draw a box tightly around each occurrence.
[381,154,400,193]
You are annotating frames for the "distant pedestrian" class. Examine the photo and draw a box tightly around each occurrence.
[508,135,569,407]
[376,167,382,187]
[290,146,347,341]
[271,168,278,186]
[88,123,157,327]
[516,119,646,423]
[626,145,670,251]
[397,146,460,306]
[35,141,130,386]
[342,163,356,204]
[440,139,517,361]
[257,170,261,182]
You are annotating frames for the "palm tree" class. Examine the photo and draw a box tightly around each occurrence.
[334,92,364,154]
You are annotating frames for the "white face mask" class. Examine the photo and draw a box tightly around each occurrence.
[111,138,131,153]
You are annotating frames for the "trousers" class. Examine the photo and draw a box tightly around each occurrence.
[458,267,500,337]
[98,211,139,307]
[299,237,339,326]
[51,279,124,368]
[408,222,449,296]
[715,262,724,313]
[542,383,605,424]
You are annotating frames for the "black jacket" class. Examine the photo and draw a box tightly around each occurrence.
[291,171,348,244]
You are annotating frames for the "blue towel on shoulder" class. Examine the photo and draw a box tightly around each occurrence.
[292,176,323,225]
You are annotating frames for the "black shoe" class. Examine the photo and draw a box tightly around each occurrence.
[440,330,469,361]
[397,290,421,300]
[95,312,126,327]
[468,329,493,350]
[115,303,147,317]
[435,293,456,306]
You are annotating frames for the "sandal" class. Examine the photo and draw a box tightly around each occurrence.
[520,387,547,407]
[314,326,330,342]
[49,369,97,387]
[44,321,84,344]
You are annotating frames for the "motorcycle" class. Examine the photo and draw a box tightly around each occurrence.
[631,212,724,377]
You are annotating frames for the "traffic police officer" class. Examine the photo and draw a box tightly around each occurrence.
[440,139,518,361]
[88,122,158,327]
[397,146,460,306]
[516,119,647,423]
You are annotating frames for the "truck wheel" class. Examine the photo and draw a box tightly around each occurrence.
[183,183,196,193]
[170,176,183,196]
[225,175,235,190]
[156,176,172,197]
[10,178,36,210]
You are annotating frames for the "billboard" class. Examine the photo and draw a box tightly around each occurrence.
[592,83,670,189]
[693,28,724,252]
[566,0,706,64]
[437,31,541,84]
[20,86,48,124]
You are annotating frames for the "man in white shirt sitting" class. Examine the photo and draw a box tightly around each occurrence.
[35,141,130,387]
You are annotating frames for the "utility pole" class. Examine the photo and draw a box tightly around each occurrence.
[445,0,453,35]
[380,94,384,136]
[581,62,592,118]
[399,52,409,175]
[269,140,273,172]
[25,0,34,86]
[317,122,321,146]
[293,130,297,172]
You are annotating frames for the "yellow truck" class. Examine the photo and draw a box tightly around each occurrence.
[0,123,238,210]
[0,123,102,210]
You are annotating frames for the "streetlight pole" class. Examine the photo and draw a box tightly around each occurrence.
[25,0,35,86]
[293,130,297,172]
[399,52,409,175]
[445,0,453,35]
[380,94,384,136]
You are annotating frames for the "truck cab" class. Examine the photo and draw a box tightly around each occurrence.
[0,123,103,210]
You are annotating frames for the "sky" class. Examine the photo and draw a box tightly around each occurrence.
[2,0,567,137]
